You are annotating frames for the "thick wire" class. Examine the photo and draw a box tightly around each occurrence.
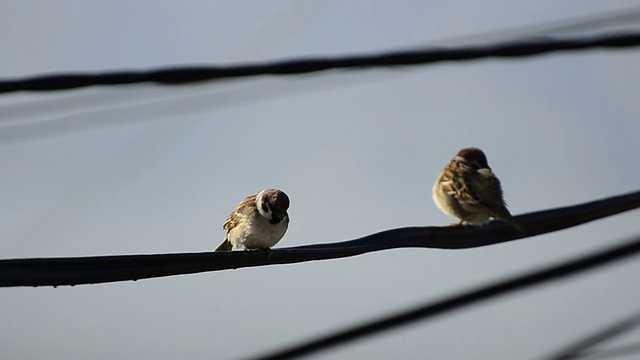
[249,234,640,360]
[0,189,638,288]
[1,32,639,94]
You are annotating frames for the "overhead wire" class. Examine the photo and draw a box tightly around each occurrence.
[0,189,638,288]
[0,32,639,95]
[2,7,640,142]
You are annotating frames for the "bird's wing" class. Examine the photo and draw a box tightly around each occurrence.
[467,168,523,225]
[474,170,526,232]
[441,160,483,205]
[223,193,258,231]
[466,169,507,210]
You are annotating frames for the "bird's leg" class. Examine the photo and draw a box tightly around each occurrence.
[245,247,273,260]
[262,248,273,260]
[452,219,479,229]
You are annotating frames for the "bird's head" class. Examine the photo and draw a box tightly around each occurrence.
[455,147,490,170]
[256,189,290,224]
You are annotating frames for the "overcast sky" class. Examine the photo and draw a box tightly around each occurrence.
[1,1,640,359]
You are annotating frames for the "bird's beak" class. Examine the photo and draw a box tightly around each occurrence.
[270,209,286,224]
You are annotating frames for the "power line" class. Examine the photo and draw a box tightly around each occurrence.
[3,6,640,128]
[0,189,638,288]
[249,234,640,360]
[0,32,639,94]
[3,8,640,141]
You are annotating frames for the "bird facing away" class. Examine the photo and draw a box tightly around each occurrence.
[432,147,525,232]
[215,189,290,251]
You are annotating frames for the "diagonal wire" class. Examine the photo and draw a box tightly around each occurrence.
[0,189,638,288]
[542,311,640,360]
[2,7,640,141]
[1,32,639,94]
[249,234,640,360]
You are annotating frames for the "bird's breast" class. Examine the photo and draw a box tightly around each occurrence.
[235,214,288,249]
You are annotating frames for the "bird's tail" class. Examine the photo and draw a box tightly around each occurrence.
[497,213,527,235]
[215,235,233,252]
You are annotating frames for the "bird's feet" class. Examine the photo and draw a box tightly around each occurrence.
[451,220,472,227]
[247,247,273,260]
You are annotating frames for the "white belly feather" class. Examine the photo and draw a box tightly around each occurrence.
[230,213,289,250]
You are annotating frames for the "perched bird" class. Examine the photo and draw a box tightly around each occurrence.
[215,189,290,252]
[432,147,525,232]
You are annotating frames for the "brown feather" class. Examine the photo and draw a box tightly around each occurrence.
[222,193,258,231]
[442,159,481,205]
[215,193,259,251]
[471,169,526,233]
[214,237,233,252]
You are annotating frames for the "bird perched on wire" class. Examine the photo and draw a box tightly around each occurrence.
[215,189,290,252]
[432,147,525,233]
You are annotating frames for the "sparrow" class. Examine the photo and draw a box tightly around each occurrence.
[215,189,290,252]
[432,147,525,232]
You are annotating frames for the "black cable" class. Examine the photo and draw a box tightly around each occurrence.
[249,234,640,360]
[4,7,640,126]
[2,8,639,141]
[1,32,639,94]
[0,190,638,288]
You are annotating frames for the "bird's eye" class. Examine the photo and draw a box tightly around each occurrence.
[261,203,270,213]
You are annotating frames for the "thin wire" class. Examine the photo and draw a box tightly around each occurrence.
[1,32,639,94]
[249,234,640,360]
[0,75,374,143]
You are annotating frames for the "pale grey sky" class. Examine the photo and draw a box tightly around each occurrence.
[1,1,640,359]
